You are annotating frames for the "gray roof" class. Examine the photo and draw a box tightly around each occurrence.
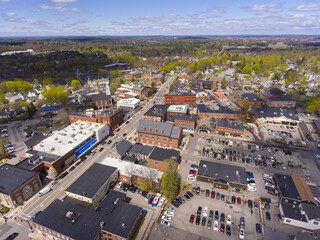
[197,104,235,115]
[24,134,46,148]
[198,160,247,185]
[174,115,197,122]
[313,120,320,132]
[241,93,263,102]
[149,147,180,161]
[267,95,295,102]
[144,104,169,118]
[32,190,143,240]
[255,107,299,121]
[66,163,117,198]
[92,93,111,101]
[128,144,154,156]
[217,120,244,130]
[300,203,320,220]
[17,150,60,170]
[165,88,195,96]
[274,174,301,200]
[137,120,181,139]
[281,203,307,222]
[0,164,39,195]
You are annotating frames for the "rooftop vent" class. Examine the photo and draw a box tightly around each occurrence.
[203,164,207,168]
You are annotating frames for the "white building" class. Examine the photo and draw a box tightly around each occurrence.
[117,98,141,110]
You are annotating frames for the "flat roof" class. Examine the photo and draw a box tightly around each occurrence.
[144,105,169,117]
[198,160,247,185]
[255,107,299,121]
[214,91,227,99]
[167,105,188,113]
[274,174,301,200]
[292,175,316,205]
[197,104,235,115]
[32,120,106,157]
[101,157,163,183]
[281,203,307,222]
[165,88,195,96]
[242,93,263,102]
[148,147,180,161]
[0,164,38,195]
[174,115,197,122]
[24,134,46,148]
[217,120,244,130]
[313,120,320,132]
[66,163,117,199]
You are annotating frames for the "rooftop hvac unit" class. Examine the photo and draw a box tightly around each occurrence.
[55,138,58,141]
[68,141,72,144]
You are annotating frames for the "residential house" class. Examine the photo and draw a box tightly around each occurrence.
[106,140,132,160]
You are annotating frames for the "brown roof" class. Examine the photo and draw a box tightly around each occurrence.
[291,175,317,205]
[209,77,222,82]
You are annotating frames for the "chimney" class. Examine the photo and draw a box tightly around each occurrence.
[155,128,158,133]
[100,222,105,229]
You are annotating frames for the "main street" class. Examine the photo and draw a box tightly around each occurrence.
[18,75,177,221]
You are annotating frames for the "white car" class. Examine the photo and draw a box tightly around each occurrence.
[116,181,123,189]
[161,220,170,227]
[187,176,196,181]
[227,215,231,225]
[164,211,175,217]
[265,182,275,188]
[270,156,275,162]
[281,163,286,170]
[263,174,272,178]
[113,134,118,139]
[161,215,172,222]
[239,228,245,239]
[167,206,175,212]
[256,145,260,150]
[316,154,320,159]
[203,207,208,217]
[213,220,219,231]
[158,197,166,207]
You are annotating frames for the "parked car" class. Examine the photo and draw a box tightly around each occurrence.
[205,189,210,197]
[213,220,219,231]
[201,217,207,226]
[266,211,271,221]
[240,217,245,228]
[215,211,219,220]
[209,210,214,220]
[231,196,236,204]
[256,223,262,233]
[226,225,231,236]
[203,206,208,217]
[197,206,202,215]
[211,190,215,199]
[196,215,201,225]
[161,220,170,227]
[196,187,200,195]
[237,197,241,205]
[239,228,245,239]
[189,214,195,223]
[227,214,231,225]
[220,223,225,233]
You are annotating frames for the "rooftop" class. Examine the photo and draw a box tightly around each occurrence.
[167,105,188,113]
[117,98,140,105]
[274,174,301,200]
[214,91,227,99]
[241,93,263,102]
[17,150,59,170]
[174,115,197,122]
[255,107,299,121]
[0,164,39,195]
[217,120,244,130]
[108,140,132,158]
[66,163,117,199]
[38,105,61,112]
[165,88,195,96]
[91,93,111,101]
[281,203,307,222]
[144,105,169,118]
[300,203,320,220]
[148,147,180,161]
[137,120,181,139]
[197,160,247,185]
[24,133,46,148]
[128,144,154,156]
[197,104,235,115]
[32,120,107,157]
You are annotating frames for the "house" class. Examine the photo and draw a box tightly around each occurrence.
[91,93,112,108]
[208,77,222,90]
[117,98,141,111]
[137,120,182,149]
[213,91,228,102]
[164,88,196,105]
[65,163,118,209]
[148,147,180,171]
[198,80,215,90]
[106,140,132,160]
[0,164,42,209]
[8,93,24,104]
[38,105,61,116]
[266,95,296,108]
[198,117,217,133]
[31,190,143,240]
[143,104,169,122]
[126,144,154,161]
[197,160,247,191]
[101,157,163,186]
[179,75,192,84]
[114,83,149,99]
[280,203,320,230]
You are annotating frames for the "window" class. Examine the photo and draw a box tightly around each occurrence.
[285,199,288,203]
[314,221,319,225]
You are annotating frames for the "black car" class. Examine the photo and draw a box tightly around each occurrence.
[132,186,138,193]
[196,187,200,195]
[205,189,210,197]
[226,225,231,236]
[75,161,82,166]
[99,147,104,152]
[248,199,253,208]
[220,213,225,223]
[69,166,76,172]
[248,144,251,149]
[171,199,180,208]
[196,215,201,225]
[266,211,271,221]
[107,140,112,145]
[179,196,185,203]
[184,194,191,200]
[187,191,194,197]
[263,161,267,167]
[201,217,207,226]
[268,190,277,196]
[59,172,69,179]
[221,194,225,201]
[216,192,220,200]
[231,196,236,204]
[272,162,276,168]
[197,206,202,215]
[5,233,18,240]
[176,197,182,205]
[256,223,262,233]
[126,121,129,124]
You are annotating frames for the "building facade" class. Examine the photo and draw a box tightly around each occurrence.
[164,88,196,105]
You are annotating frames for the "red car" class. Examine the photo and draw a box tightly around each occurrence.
[116,128,120,132]
[5,156,12,159]
[189,214,195,223]
[148,196,154,204]
[237,197,242,205]
[189,170,197,176]
[229,156,232,161]
[211,191,215,199]
[220,223,225,233]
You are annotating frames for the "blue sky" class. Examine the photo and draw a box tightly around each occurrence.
[0,0,320,36]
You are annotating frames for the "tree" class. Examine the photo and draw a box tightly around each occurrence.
[299,76,308,94]
[221,77,228,90]
[241,99,251,110]
[43,86,69,106]
[252,63,260,74]
[42,77,53,86]
[71,80,82,88]
[161,159,180,200]
[124,164,137,184]
[0,137,8,158]
[306,98,320,115]
[47,167,58,180]
[187,63,196,73]
[242,65,252,74]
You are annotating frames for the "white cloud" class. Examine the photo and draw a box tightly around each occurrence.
[291,14,305,18]
[0,0,11,2]
[246,4,282,13]
[51,0,78,3]
[6,12,15,16]
[211,8,230,14]
[192,14,207,19]
[39,3,80,12]
[293,5,320,11]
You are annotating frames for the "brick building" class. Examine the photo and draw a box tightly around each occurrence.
[214,120,245,138]
[148,147,180,171]
[69,108,123,130]
[197,104,237,119]
[214,91,228,102]
[31,190,143,240]
[233,91,265,108]
[209,77,222,90]
[164,88,196,105]
[137,120,182,149]
[266,96,296,108]
[173,115,197,131]
[0,164,41,209]
[143,104,169,122]
[91,93,112,108]
[114,83,149,99]
[166,105,188,117]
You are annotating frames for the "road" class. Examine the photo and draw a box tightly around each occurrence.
[19,75,177,221]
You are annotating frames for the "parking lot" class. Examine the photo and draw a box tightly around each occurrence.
[260,124,301,144]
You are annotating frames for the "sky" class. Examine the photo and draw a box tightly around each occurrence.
[0,0,320,37]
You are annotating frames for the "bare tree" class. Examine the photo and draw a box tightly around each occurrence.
[0,137,8,158]
[212,144,224,153]
[47,167,58,180]
[274,151,301,166]
[123,164,137,184]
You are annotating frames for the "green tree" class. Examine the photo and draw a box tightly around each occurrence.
[161,159,180,200]
[26,102,36,118]
[43,86,69,106]
[242,65,252,74]
[71,80,82,88]
[252,63,260,74]
[241,99,251,110]
[306,98,320,115]
[43,77,53,86]
[221,77,228,90]
[187,63,196,73]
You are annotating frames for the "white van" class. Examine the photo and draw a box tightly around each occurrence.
[229,141,233,147]
[38,186,51,197]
